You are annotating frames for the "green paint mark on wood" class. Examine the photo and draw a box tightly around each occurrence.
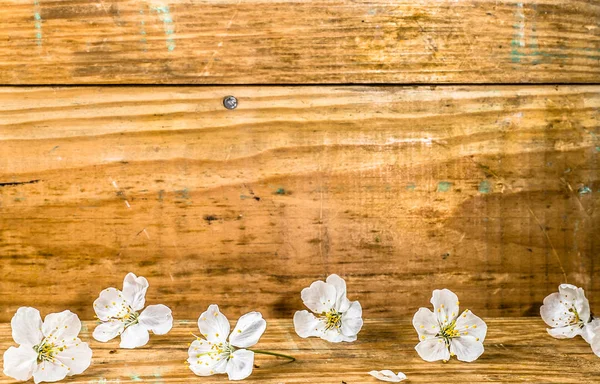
[32,2,43,46]
[511,2,525,63]
[479,180,492,194]
[153,5,176,51]
[510,2,570,65]
[437,181,452,192]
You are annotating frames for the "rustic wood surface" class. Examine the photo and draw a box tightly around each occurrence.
[1,0,599,84]
[1,318,599,383]
[0,86,598,322]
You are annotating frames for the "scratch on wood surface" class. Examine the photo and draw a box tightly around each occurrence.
[136,228,150,239]
[385,137,434,146]
[202,0,241,76]
[527,206,568,283]
[224,145,233,161]
[317,179,330,275]
[97,0,110,16]
[110,180,131,209]
[560,178,590,217]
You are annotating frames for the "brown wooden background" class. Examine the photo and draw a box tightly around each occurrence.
[1,86,598,322]
[1,1,600,383]
[0,0,599,321]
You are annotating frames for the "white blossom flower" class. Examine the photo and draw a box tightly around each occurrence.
[413,289,487,362]
[187,304,267,381]
[293,274,363,342]
[368,370,407,382]
[540,284,592,340]
[3,307,92,383]
[92,272,173,349]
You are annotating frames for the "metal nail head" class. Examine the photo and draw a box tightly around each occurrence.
[223,96,238,110]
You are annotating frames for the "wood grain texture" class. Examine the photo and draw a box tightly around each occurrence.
[0,85,599,322]
[1,0,599,84]
[1,318,599,383]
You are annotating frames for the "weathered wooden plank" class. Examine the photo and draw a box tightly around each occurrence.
[0,86,599,322]
[0,0,599,84]
[0,319,598,383]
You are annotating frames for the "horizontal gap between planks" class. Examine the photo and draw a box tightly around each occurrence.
[1,82,600,88]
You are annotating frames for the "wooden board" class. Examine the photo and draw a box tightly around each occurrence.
[0,318,599,383]
[0,86,598,322]
[1,0,599,84]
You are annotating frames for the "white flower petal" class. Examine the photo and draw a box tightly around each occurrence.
[415,338,450,362]
[326,274,351,312]
[368,370,407,382]
[558,284,590,323]
[55,340,92,375]
[93,320,125,342]
[2,345,37,381]
[340,301,363,338]
[454,310,487,343]
[412,307,439,338]
[540,292,565,328]
[139,304,173,335]
[119,323,149,349]
[122,272,149,311]
[93,288,129,322]
[226,349,254,381]
[11,307,43,346]
[431,289,460,326]
[340,333,358,342]
[293,310,322,338]
[198,305,230,343]
[42,310,82,343]
[582,319,600,344]
[450,336,484,362]
[547,324,583,339]
[321,327,346,343]
[32,361,69,384]
[301,280,338,314]
[229,312,267,348]
[187,339,228,376]
[591,333,600,357]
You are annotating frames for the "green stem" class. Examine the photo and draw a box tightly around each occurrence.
[248,349,296,362]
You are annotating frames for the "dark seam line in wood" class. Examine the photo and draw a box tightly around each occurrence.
[0,179,41,187]
[0,82,599,88]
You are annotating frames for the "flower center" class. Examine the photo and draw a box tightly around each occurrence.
[105,305,140,329]
[438,320,460,342]
[122,310,140,328]
[568,307,582,327]
[33,339,62,363]
[195,341,235,360]
[321,310,342,331]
